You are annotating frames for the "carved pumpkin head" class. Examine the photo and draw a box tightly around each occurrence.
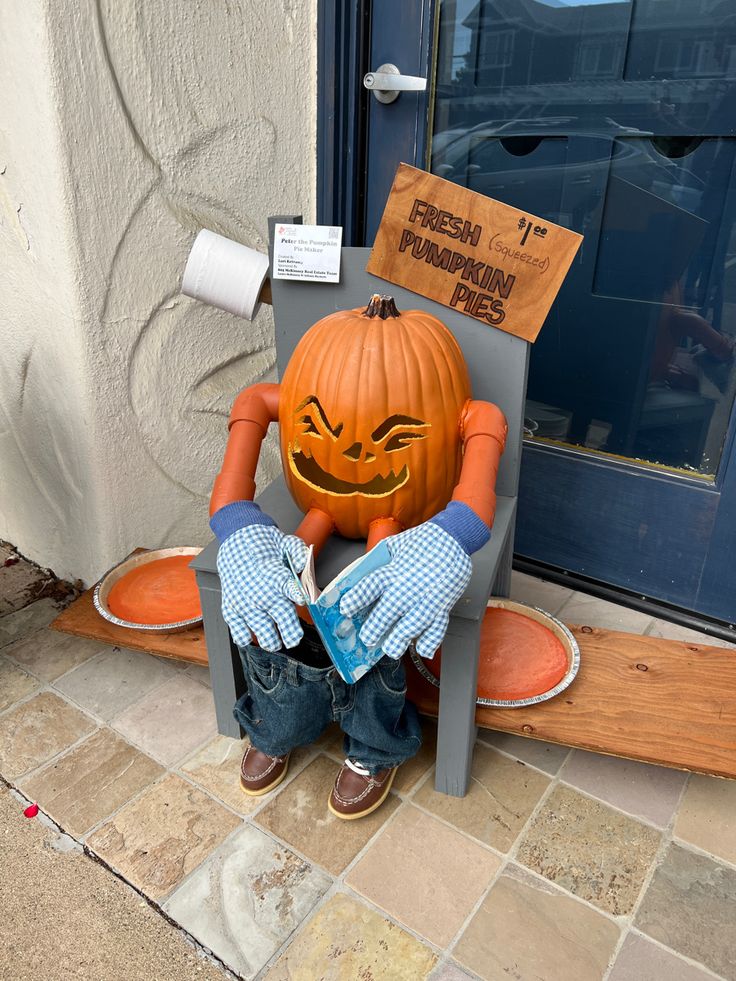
[279,294,472,539]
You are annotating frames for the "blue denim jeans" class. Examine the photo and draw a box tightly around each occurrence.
[233,627,421,775]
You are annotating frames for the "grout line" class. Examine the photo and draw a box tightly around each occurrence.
[428,957,485,981]
[3,639,109,685]
[401,783,506,862]
[13,725,104,789]
[474,733,572,778]
[626,926,728,981]
[553,775,681,834]
[669,833,736,875]
[157,821,249,907]
[496,773,634,928]
[601,773,694,980]
[0,683,50,719]
[80,768,178,842]
[250,880,345,980]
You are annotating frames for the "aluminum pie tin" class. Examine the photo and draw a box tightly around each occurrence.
[409,598,580,708]
[93,547,203,633]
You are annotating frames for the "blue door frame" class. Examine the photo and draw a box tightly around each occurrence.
[317,0,736,636]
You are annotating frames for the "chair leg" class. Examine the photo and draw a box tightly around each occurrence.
[195,571,245,739]
[434,617,482,797]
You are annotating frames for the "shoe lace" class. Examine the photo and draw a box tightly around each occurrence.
[345,758,370,777]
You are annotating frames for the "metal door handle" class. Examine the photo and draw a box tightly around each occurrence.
[363,63,427,104]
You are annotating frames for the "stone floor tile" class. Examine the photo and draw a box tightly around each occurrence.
[0,691,96,779]
[264,892,437,981]
[255,755,400,875]
[346,805,500,948]
[413,744,550,852]
[19,728,164,837]
[164,824,331,979]
[0,657,40,711]
[112,674,217,766]
[509,571,573,616]
[184,663,211,686]
[609,932,716,981]
[86,772,240,899]
[0,598,60,649]
[180,734,312,815]
[561,750,687,827]
[636,843,736,980]
[647,617,736,650]
[516,784,661,915]
[6,629,105,682]
[675,774,736,864]
[477,730,570,774]
[393,717,438,793]
[454,872,619,981]
[54,646,178,721]
[558,592,654,633]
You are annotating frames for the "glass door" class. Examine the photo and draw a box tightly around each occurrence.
[357,0,736,625]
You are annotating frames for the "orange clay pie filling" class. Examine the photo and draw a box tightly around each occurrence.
[476,608,569,700]
[107,555,202,625]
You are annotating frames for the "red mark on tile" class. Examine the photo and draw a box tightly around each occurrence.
[23,803,39,818]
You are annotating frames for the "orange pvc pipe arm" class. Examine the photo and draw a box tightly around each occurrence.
[366,517,403,551]
[453,400,508,528]
[295,507,335,555]
[209,383,281,516]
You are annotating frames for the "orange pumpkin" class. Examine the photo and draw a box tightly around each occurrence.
[278,294,472,539]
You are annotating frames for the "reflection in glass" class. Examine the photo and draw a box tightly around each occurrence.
[430,0,736,477]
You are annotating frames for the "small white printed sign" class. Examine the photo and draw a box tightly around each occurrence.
[273,223,343,282]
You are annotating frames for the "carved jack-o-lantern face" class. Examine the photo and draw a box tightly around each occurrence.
[288,395,429,497]
[279,295,472,539]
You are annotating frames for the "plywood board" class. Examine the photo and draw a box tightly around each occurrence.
[407,623,736,779]
[51,583,208,667]
[366,163,583,342]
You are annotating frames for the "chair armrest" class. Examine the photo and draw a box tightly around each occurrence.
[451,496,517,622]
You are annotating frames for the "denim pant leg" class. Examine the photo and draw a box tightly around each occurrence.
[340,656,422,775]
[233,644,333,757]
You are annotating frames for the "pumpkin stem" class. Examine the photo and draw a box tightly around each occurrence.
[363,294,401,320]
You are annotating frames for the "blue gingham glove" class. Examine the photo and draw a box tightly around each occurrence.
[213,507,308,651]
[339,502,489,660]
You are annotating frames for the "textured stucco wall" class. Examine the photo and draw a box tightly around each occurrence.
[0,0,317,583]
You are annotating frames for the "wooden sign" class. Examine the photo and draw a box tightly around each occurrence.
[366,163,583,343]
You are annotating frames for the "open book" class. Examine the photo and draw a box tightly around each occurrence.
[285,541,392,684]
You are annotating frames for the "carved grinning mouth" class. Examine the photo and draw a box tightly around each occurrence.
[288,446,409,497]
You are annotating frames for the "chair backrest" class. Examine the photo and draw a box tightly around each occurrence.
[268,217,529,498]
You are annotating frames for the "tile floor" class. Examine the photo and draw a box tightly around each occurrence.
[2,572,735,981]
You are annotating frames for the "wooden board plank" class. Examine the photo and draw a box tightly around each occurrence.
[55,576,736,779]
[51,584,208,667]
[407,624,736,779]
[366,163,582,343]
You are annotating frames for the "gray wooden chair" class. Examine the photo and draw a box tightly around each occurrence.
[192,216,529,797]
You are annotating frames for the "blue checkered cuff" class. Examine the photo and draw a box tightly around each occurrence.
[209,500,276,543]
[429,501,490,555]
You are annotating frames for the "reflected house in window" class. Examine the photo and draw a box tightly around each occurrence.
[458,0,630,89]
[436,0,736,131]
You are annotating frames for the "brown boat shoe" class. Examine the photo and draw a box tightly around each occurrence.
[240,745,290,796]
[328,759,398,820]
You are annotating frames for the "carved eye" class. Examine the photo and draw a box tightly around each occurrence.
[385,432,427,452]
[299,415,321,437]
[294,396,343,440]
